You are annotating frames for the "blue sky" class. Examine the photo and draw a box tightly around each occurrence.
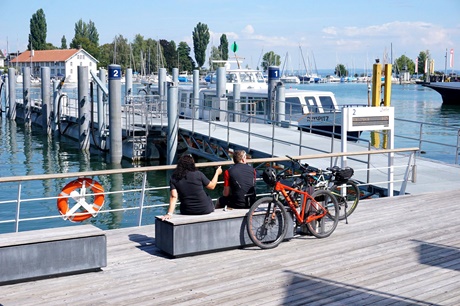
[1,0,459,73]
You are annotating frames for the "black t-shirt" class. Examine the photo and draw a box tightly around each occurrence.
[170,171,214,215]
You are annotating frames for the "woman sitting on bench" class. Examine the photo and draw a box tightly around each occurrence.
[162,154,222,220]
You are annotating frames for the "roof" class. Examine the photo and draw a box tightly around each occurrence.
[9,48,98,63]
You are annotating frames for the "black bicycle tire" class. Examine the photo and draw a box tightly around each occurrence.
[305,189,339,238]
[330,180,360,220]
[247,197,288,249]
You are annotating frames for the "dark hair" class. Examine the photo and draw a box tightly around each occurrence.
[233,150,246,163]
[172,155,196,180]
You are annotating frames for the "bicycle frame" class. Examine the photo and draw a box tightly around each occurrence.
[273,180,328,225]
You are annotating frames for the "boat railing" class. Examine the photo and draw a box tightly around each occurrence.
[0,149,418,234]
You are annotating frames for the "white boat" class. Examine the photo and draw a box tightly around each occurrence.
[177,74,362,141]
[280,75,300,84]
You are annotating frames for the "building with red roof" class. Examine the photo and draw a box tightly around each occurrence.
[9,48,98,83]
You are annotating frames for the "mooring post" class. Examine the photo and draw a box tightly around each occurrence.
[41,67,51,134]
[159,67,167,102]
[7,68,16,120]
[267,66,280,123]
[276,82,285,124]
[215,67,226,121]
[125,68,132,97]
[78,66,90,151]
[233,83,241,122]
[108,64,123,164]
[167,82,178,165]
[172,68,178,84]
[23,67,31,126]
[193,69,200,119]
[98,68,106,145]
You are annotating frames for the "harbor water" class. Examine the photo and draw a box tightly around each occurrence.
[0,82,459,233]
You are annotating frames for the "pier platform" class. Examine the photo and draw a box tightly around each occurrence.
[1,189,459,305]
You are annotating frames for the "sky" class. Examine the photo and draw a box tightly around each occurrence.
[1,0,459,74]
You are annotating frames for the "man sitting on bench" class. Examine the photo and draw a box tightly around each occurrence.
[216,150,256,209]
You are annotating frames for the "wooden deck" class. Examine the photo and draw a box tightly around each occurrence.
[1,189,460,305]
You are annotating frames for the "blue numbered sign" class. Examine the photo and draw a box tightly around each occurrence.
[268,66,280,80]
[108,65,121,80]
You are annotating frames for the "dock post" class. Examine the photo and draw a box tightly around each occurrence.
[41,67,51,134]
[193,70,200,119]
[267,66,280,123]
[371,63,382,148]
[172,68,179,84]
[52,79,58,133]
[125,68,132,97]
[23,67,31,126]
[98,69,107,146]
[276,82,285,124]
[7,68,16,120]
[78,66,90,151]
[159,68,167,102]
[167,82,179,165]
[233,83,241,122]
[215,67,226,120]
[108,64,123,164]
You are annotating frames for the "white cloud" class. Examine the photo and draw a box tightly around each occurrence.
[242,25,255,35]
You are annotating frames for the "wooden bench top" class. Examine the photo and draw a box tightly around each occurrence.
[0,224,105,247]
[155,208,250,225]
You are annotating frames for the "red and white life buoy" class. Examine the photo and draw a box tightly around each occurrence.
[57,178,104,222]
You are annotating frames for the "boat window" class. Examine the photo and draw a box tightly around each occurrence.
[255,72,265,83]
[285,97,303,115]
[227,73,238,83]
[318,96,335,111]
[304,96,319,113]
[239,72,252,83]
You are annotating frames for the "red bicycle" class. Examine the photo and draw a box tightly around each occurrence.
[247,164,339,249]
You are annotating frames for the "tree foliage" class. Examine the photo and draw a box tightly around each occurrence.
[192,22,210,69]
[261,51,281,71]
[219,34,229,61]
[70,19,100,59]
[334,64,348,77]
[61,35,67,49]
[160,39,177,72]
[209,46,223,71]
[417,50,430,75]
[394,55,415,75]
[28,9,47,50]
[177,41,195,72]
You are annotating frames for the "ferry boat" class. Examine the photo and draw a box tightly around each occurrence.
[178,68,362,140]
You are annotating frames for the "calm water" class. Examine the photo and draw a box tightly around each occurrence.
[1,82,459,233]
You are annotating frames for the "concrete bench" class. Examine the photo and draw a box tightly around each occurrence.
[155,209,294,257]
[0,224,107,284]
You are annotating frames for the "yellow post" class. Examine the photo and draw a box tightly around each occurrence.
[382,64,392,149]
[371,63,382,147]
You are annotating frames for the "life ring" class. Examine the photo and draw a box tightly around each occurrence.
[57,178,104,222]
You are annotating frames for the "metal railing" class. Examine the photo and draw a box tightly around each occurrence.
[0,150,418,234]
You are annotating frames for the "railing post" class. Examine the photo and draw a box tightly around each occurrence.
[15,183,22,233]
[137,172,148,226]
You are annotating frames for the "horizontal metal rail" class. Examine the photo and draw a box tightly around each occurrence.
[0,149,418,233]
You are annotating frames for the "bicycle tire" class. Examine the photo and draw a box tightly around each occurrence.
[305,189,339,238]
[330,180,360,220]
[247,197,288,249]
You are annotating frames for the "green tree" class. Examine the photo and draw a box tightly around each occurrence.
[28,9,47,50]
[334,64,348,77]
[219,34,229,61]
[98,43,112,69]
[70,19,100,58]
[209,46,222,70]
[417,50,430,76]
[261,51,281,71]
[112,35,130,70]
[192,22,210,69]
[177,41,195,72]
[394,55,415,75]
[160,39,177,72]
[61,35,67,49]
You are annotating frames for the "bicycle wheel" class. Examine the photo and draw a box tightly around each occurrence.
[305,190,339,238]
[330,180,360,220]
[247,197,288,249]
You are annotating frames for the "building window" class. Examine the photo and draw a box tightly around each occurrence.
[70,62,73,66]
[89,62,92,66]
